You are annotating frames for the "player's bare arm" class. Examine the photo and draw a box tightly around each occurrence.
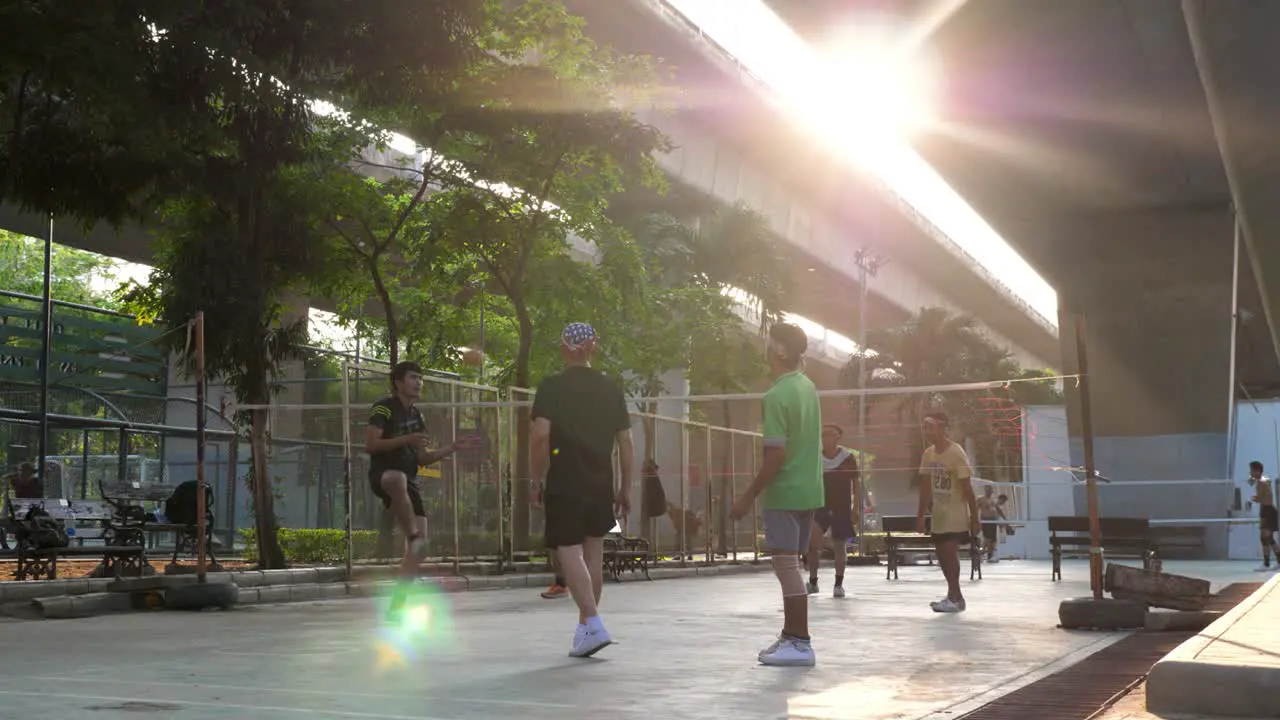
[615,428,635,516]
[916,471,932,534]
[530,417,552,505]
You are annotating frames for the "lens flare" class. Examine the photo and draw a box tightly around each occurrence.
[372,579,457,673]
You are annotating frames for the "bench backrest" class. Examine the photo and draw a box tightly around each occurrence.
[1048,515,1149,538]
[7,498,113,521]
[882,515,928,534]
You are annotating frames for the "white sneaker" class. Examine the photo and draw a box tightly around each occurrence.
[931,598,965,613]
[1254,564,1274,572]
[806,581,818,595]
[759,636,816,667]
[570,621,612,658]
[833,586,846,598]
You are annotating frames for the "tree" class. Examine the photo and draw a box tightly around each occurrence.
[109,1,486,569]
[841,306,1060,484]
[414,2,670,547]
[0,231,124,307]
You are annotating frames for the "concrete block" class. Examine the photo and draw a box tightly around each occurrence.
[233,571,265,588]
[87,578,113,593]
[318,583,348,599]
[256,585,291,604]
[34,592,128,619]
[1105,563,1210,611]
[1145,610,1222,632]
[289,584,320,602]
[315,566,347,584]
[1148,576,1280,717]
[291,568,320,585]
[55,579,90,597]
[166,582,238,610]
[236,587,260,604]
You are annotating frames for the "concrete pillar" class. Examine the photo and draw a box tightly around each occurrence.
[1057,208,1236,557]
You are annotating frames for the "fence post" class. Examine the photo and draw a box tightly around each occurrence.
[680,421,688,566]
[341,362,353,579]
[451,382,461,574]
[704,426,713,565]
[752,436,760,563]
[495,387,507,571]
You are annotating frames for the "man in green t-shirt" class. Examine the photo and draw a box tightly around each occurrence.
[731,322,823,667]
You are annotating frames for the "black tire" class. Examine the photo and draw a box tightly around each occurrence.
[1058,597,1146,630]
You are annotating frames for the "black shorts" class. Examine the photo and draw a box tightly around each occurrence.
[932,531,973,545]
[544,490,616,549]
[813,507,855,540]
[982,522,998,542]
[369,467,426,519]
[1261,505,1278,533]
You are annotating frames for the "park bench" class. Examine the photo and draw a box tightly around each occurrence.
[882,515,982,581]
[602,524,652,582]
[5,498,147,580]
[100,479,223,570]
[1148,524,1207,561]
[1048,515,1154,581]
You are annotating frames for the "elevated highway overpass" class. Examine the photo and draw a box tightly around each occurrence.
[762,0,1280,556]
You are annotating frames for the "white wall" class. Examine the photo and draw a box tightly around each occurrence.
[1008,404,1075,559]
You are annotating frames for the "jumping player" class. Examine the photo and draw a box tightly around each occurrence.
[807,424,858,598]
[531,323,634,658]
[1248,461,1280,571]
[366,361,478,619]
[916,412,979,613]
[731,322,823,666]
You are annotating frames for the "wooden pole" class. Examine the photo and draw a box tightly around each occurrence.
[1074,313,1103,599]
[195,311,208,583]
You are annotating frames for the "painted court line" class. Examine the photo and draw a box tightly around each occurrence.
[24,675,580,710]
[0,687,459,720]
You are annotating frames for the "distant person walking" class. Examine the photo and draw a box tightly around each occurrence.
[1248,461,1280,572]
[807,424,858,598]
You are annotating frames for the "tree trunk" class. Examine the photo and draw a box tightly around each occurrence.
[511,300,534,551]
[250,408,286,568]
[369,262,398,366]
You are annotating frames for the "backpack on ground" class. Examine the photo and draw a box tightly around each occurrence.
[164,481,214,526]
[17,506,70,550]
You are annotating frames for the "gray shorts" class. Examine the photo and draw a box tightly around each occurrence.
[763,509,815,553]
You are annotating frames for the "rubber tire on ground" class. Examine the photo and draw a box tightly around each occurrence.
[164,582,239,611]
[1058,597,1146,630]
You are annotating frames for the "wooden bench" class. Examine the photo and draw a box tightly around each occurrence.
[6,498,148,580]
[603,531,652,582]
[1148,525,1207,561]
[1048,516,1154,581]
[882,515,982,581]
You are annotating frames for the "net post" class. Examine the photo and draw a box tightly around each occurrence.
[752,435,760,562]
[495,386,507,572]
[1073,313,1104,599]
[195,311,208,584]
[729,433,737,562]
[705,426,713,564]
[341,362,353,579]
[679,420,688,566]
[451,382,461,574]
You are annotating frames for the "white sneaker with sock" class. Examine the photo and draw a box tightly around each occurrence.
[569,616,612,658]
[758,635,816,667]
[931,598,965,613]
[408,534,428,560]
[1255,563,1275,572]
[833,586,845,598]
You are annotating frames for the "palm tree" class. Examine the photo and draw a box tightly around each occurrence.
[842,307,1056,485]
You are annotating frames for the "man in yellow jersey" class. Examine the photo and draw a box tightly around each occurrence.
[915,412,980,613]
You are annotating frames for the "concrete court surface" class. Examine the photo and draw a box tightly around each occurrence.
[0,560,1262,720]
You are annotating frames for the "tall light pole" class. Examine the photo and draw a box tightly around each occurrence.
[853,249,888,439]
[852,248,887,550]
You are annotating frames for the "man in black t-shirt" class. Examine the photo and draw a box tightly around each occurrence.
[531,322,634,658]
[366,361,478,619]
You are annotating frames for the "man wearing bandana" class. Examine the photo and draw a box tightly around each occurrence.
[531,322,635,658]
